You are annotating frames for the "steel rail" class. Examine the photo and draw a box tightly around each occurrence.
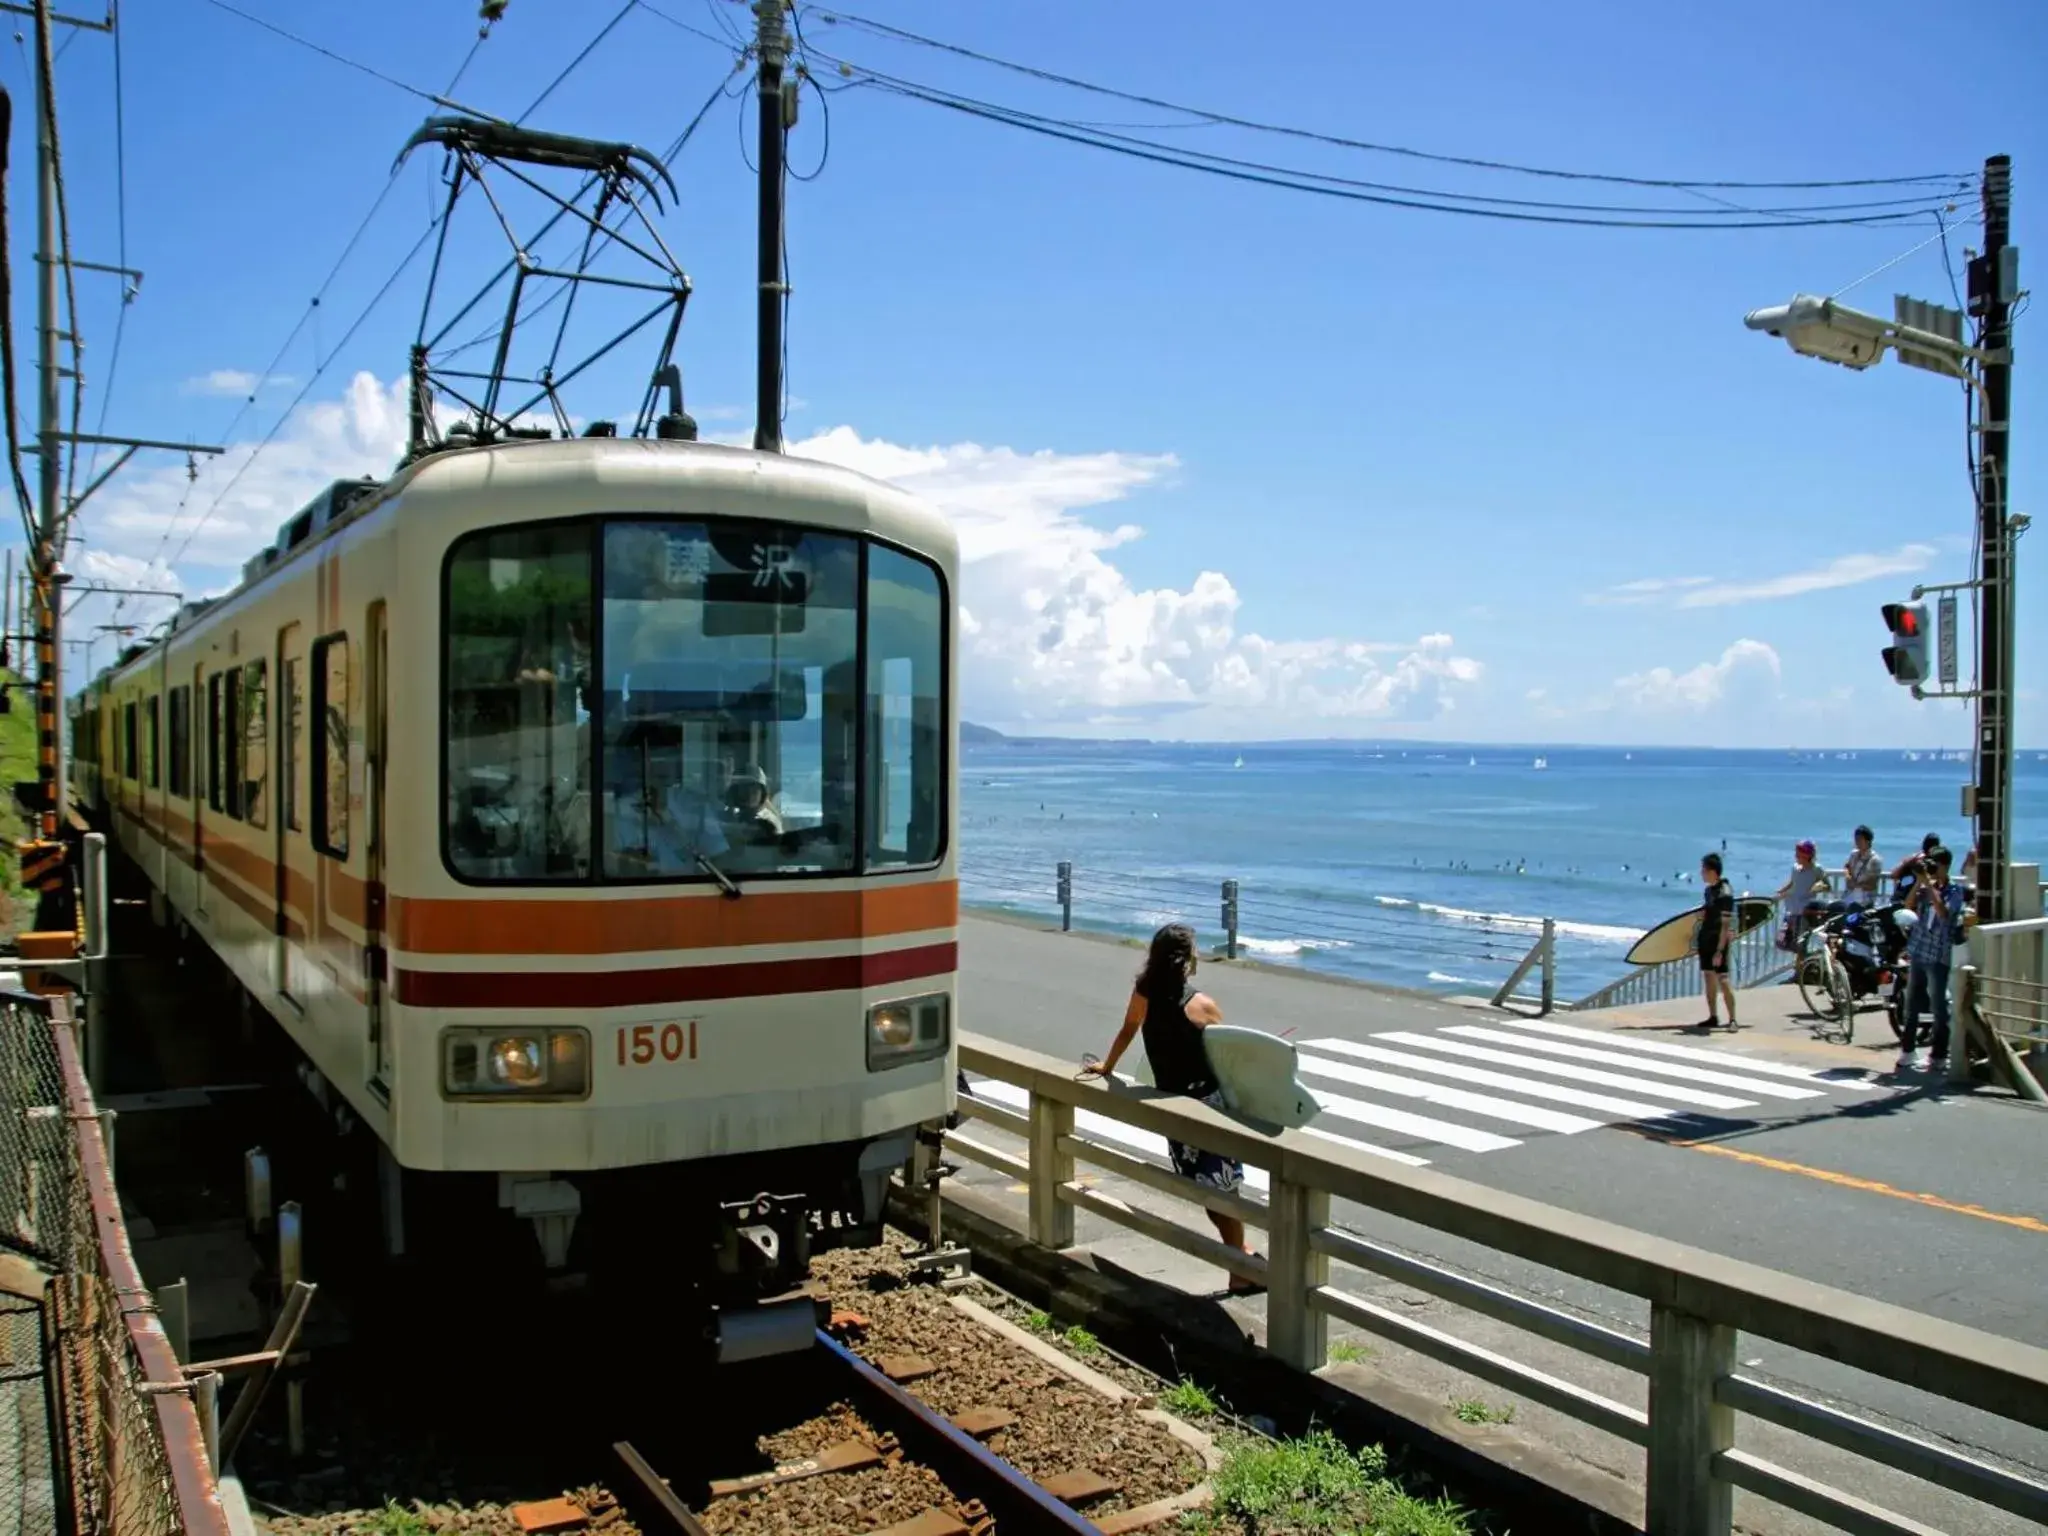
[812,1327,1103,1534]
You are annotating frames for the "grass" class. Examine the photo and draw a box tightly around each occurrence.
[1451,1398,1515,1426]
[1024,1309,1054,1333]
[358,1503,432,1536]
[1188,1430,1474,1535]
[1327,1339,1372,1364]
[1062,1324,1102,1355]
[1159,1378,1219,1418]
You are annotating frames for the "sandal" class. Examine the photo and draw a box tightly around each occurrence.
[1227,1254,1268,1296]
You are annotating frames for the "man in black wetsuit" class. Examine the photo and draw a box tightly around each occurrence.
[1698,851,1738,1031]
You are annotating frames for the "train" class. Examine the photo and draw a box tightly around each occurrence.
[68,432,959,1356]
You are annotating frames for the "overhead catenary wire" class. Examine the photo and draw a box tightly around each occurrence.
[806,6,1973,195]
[821,64,1970,230]
[149,1,649,572]
[197,0,504,122]
[81,0,132,490]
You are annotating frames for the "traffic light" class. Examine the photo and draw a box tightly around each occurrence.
[1881,602,1930,686]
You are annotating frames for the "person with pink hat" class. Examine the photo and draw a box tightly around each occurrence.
[1775,839,1833,954]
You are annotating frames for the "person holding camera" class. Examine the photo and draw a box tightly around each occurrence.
[1899,846,1967,1071]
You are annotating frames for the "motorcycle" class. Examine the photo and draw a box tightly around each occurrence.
[1795,900,1909,1044]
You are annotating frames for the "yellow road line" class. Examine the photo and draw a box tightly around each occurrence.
[1656,1137,2048,1234]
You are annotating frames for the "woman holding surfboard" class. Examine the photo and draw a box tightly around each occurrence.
[1084,923,1265,1296]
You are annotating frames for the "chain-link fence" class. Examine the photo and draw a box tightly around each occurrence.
[0,987,231,1536]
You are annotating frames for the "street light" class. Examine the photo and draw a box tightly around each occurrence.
[1742,293,1999,380]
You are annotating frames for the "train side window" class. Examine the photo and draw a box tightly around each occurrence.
[207,674,223,811]
[312,633,349,859]
[223,668,243,820]
[168,687,191,798]
[146,694,161,789]
[864,545,946,869]
[240,660,268,828]
[282,657,303,831]
[122,701,137,781]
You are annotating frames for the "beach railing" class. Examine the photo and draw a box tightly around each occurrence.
[1960,914,2048,1101]
[977,857,1617,1004]
[945,1031,2048,1536]
[1568,900,1789,1012]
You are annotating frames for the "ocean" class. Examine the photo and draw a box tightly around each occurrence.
[957,739,2048,1001]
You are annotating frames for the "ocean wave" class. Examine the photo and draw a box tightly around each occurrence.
[1238,934,1352,957]
[1426,971,1476,985]
[1417,901,1642,945]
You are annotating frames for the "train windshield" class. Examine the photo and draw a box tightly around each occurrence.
[443,517,945,884]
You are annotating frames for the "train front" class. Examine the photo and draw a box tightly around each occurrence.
[394,444,957,1350]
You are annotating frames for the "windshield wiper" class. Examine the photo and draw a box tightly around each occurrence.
[696,850,743,899]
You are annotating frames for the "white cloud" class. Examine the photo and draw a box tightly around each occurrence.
[1612,639,1782,713]
[1590,546,1937,610]
[787,426,1481,732]
[180,369,297,398]
[1584,575,1713,605]
[89,372,409,569]
[78,383,1480,735]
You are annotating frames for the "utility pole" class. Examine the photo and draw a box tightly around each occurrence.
[1971,154,2016,923]
[753,0,789,454]
[32,0,62,845]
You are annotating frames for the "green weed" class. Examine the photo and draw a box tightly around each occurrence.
[358,1502,432,1536]
[1199,1430,1474,1535]
[1452,1398,1515,1426]
[1062,1324,1101,1355]
[1024,1309,1054,1333]
[1327,1339,1371,1364]
[1159,1379,1217,1417]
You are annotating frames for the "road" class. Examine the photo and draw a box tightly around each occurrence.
[953,911,2048,1517]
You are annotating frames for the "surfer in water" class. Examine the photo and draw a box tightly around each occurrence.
[1084,923,1264,1296]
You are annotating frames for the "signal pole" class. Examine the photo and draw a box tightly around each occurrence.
[753,0,789,454]
[1972,155,2015,922]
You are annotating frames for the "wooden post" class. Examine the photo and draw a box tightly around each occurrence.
[1027,1092,1075,1250]
[1646,1303,1735,1536]
[1539,917,1556,1015]
[1056,862,1073,933]
[1266,1178,1328,1370]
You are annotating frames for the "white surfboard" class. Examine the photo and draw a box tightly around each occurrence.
[1196,1026,1323,1130]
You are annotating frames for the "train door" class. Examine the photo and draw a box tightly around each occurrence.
[365,603,390,1094]
[275,624,304,1003]
[193,663,209,921]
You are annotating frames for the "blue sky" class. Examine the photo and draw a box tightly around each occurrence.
[9,0,2044,747]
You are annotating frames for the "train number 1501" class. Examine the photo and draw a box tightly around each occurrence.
[616,1020,700,1066]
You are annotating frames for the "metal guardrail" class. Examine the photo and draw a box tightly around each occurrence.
[945,1031,2048,1536]
[0,988,233,1536]
[1960,915,2048,1102]
[1570,900,1790,1012]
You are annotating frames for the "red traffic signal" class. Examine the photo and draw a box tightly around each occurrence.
[1880,602,1930,686]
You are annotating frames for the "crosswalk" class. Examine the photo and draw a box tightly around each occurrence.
[962,1016,1880,1178]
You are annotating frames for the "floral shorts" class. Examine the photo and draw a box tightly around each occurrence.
[1167,1087,1245,1194]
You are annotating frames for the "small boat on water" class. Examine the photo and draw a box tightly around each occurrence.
[1532,756,1548,770]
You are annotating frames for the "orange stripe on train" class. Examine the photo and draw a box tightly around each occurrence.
[391,879,959,956]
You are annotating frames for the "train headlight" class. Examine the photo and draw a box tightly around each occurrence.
[866,993,949,1071]
[442,1028,590,1100]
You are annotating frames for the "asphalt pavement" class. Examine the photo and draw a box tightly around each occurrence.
[954,910,2048,1516]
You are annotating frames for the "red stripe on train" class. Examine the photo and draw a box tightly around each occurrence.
[392,941,958,1009]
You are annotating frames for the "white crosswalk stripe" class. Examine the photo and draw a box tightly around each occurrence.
[1364,1032,1761,1110]
[1438,1025,1826,1100]
[1489,1017,1883,1090]
[958,1022,1868,1182]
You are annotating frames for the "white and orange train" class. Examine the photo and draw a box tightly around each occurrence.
[69,434,958,1350]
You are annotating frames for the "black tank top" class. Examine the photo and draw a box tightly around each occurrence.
[1141,978,1214,1097]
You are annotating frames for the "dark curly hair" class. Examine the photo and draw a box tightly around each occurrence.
[1136,922,1198,997]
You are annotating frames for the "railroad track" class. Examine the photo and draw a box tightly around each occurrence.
[616,1327,1108,1536]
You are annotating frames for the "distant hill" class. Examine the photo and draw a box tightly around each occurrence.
[961,721,1006,745]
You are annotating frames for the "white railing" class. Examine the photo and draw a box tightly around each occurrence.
[943,1032,2048,1536]
[1571,901,1789,1012]
[1963,914,2048,1101]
